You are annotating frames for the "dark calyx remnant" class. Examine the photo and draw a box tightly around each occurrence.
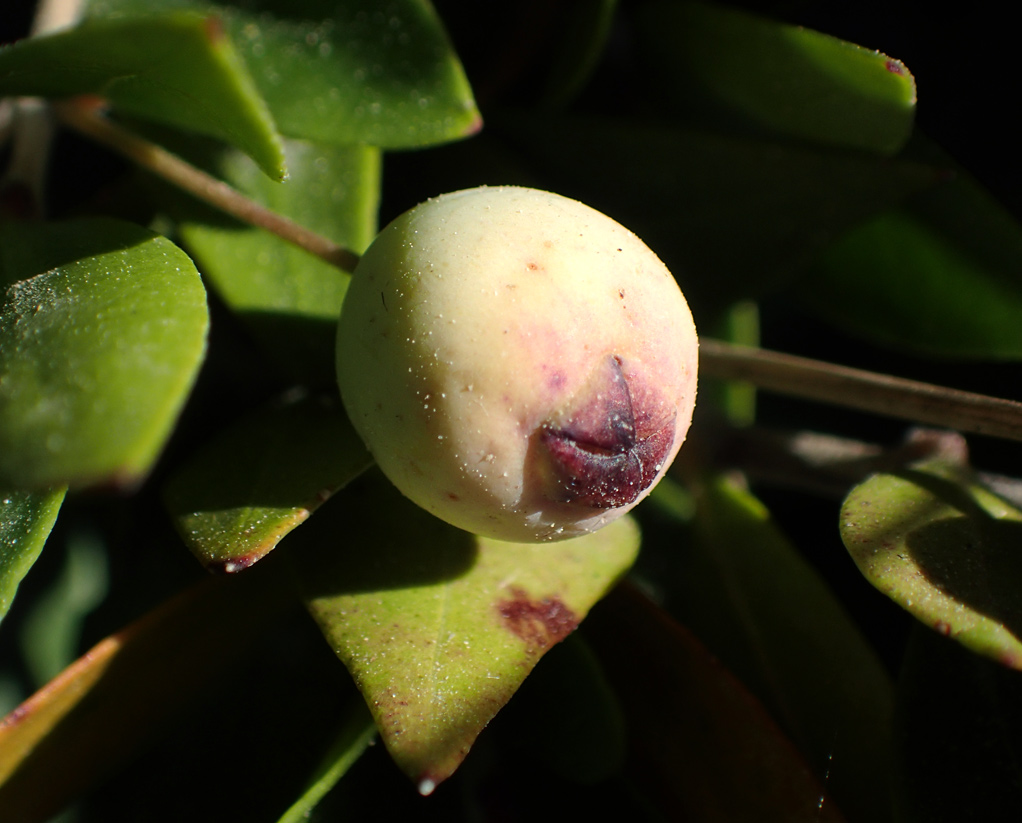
[541,355,675,508]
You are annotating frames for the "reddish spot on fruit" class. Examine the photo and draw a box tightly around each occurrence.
[497,586,578,652]
[540,355,674,508]
[886,59,905,74]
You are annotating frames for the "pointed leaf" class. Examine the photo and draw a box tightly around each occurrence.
[800,163,1022,359]
[894,625,1022,821]
[176,138,379,385]
[0,565,294,822]
[163,391,372,572]
[841,460,1022,669]
[0,14,285,179]
[638,1,915,154]
[498,113,940,314]
[88,0,482,149]
[673,475,894,822]
[584,583,847,822]
[290,474,640,792]
[0,218,208,489]
[0,487,65,624]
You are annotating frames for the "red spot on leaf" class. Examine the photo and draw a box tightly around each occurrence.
[497,587,578,653]
[886,59,905,75]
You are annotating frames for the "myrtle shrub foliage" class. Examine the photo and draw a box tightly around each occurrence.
[2,1,1022,821]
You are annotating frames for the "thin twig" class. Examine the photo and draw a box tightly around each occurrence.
[53,100,361,273]
[700,338,1022,442]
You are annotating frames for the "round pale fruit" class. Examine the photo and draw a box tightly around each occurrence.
[336,186,698,542]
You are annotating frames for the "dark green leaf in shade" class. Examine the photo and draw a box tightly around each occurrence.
[289,473,640,793]
[673,475,894,822]
[637,2,915,155]
[0,14,285,180]
[501,633,625,784]
[540,0,618,109]
[497,113,940,316]
[840,460,1022,669]
[163,391,373,573]
[20,531,108,686]
[799,163,1022,359]
[583,583,847,822]
[176,138,379,386]
[0,488,65,624]
[87,0,482,149]
[0,219,208,489]
[274,701,376,823]
[0,564,296,822]
[893,625,1022,821]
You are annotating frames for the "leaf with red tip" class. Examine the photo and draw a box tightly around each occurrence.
[163,391,372,572]
[638,0,916,155]
[841,459,1022,669]
[289,473,640,792]
[87,0,482,149]
[0,13,285,179]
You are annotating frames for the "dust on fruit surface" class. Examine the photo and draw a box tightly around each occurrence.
[336,186,698,542]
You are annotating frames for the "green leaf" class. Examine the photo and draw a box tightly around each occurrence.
[541,0,618,108]
[0,14,285,179]
[275,702,376,823]
[176,137,379,385]
[290,473,640,792]
[502,633,625,784]
[584,584,846,822]
[163,391,373,572]
[800,163,1022,359]
[673,475,894,822]
[0,218,208,489]
[894,625,1022,821]
[88,0,482,149]
[0,565,295,822]
[20,531,108,686]
[638,1,916,154]
[840,460,1022,669]
[0,488,65,624]
[497,113,940,316]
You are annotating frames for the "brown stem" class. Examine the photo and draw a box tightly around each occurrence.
[700,338,1022,442]
[53,100,361,273]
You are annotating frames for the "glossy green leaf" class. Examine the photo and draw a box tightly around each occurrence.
[88,0,482,149]
[671,475,894,822]
[0,564,295,822]
[290,474,640,792]
[841,460,1022,669]
[584,584,846,822]
[498,113,940,316]
[638,1,915,154]
[0,488,65,624]
[0,218,208,489]
[800,166,1022,359]
[894,625,1022,821]
[163,391,373,572]
[176,138,379,385]
[0,14,284,179]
